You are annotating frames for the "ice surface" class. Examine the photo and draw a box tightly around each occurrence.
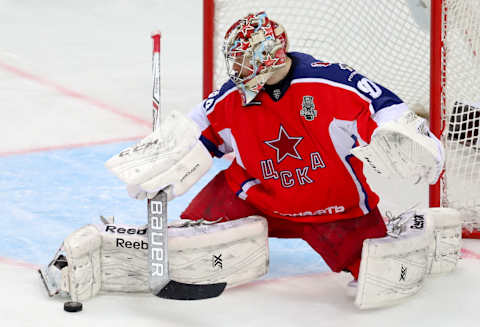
[0,1,479,326]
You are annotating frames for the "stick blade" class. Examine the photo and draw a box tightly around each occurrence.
[155,280,227,300]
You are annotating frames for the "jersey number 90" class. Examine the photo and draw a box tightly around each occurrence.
[357,78,382,99]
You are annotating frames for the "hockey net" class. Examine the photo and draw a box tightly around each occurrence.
[203,0,480,237]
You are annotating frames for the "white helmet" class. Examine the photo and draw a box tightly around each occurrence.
[223,12,288,105]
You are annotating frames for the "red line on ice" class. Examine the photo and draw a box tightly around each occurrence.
[0,256,39,270]
[0,135,145,157]
[0,61,151,128]
[461,248,480,260]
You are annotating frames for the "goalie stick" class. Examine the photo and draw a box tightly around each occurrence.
[147,31,226,300]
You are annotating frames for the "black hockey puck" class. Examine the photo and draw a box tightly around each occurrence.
[64,301,83,312]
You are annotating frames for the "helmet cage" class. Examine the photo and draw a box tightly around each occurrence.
[223,12,287,104]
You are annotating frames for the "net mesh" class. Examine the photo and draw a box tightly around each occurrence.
[442,0,480,230]
[209,0,480,228]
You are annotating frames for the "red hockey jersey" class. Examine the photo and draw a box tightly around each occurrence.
[189,52,409,223]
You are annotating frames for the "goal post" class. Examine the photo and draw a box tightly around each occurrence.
[203,0,215,100]
[202,0,480,237]
[429,0,443,209]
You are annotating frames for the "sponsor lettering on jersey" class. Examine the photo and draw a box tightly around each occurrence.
[274,205,345,217]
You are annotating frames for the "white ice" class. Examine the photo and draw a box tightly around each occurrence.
[0,1,479,326]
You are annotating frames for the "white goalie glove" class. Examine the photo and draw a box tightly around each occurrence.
[105,111,213,200]
[351,110,444,184]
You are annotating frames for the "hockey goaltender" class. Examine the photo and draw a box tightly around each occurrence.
[39,12,462,310]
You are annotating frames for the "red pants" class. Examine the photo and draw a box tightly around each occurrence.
[181,170,387,279]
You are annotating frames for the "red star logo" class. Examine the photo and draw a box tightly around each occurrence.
[265,125,303,163]
[231,39,250,53]
[240,22,255,37]
[263,54,279,67]
[240,40,251,50]
[264,24,275,38]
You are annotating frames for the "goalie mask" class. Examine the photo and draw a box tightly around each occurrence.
[223,12,288,105]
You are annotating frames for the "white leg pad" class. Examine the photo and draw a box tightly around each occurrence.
[41,216,268,302]
[61,225,103,302]
[168,216,269,287]
[100,225,150,293]
[355,208,462,309]
[355,211,434,309]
